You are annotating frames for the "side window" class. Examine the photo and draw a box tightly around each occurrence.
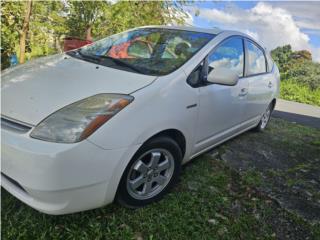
[187,61,204,87]
[246,41,267,75]
[208,37,244,77]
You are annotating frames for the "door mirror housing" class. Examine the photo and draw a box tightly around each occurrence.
[207,67,239,86]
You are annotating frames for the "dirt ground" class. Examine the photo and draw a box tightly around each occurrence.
[215,118,320,224]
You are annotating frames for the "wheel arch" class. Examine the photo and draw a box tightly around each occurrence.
[111,128,187,202]
[113,128,186,206]
[143,129,186,159]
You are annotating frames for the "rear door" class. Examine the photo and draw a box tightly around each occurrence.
[244,39,273,121]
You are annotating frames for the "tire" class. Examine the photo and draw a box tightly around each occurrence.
[116,136,182,208]
[253,102,273,132]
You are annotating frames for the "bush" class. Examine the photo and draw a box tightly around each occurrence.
[271,45,320,106]
[280,80,320,106]
[285,60,320,90]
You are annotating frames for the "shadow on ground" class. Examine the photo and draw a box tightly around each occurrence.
[273,110,320,129]
[214,117,320,224]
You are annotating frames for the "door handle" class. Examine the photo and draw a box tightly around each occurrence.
[239,88,248,97]
[268,81,273,88]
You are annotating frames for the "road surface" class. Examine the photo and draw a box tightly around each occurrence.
[272,99,320,129]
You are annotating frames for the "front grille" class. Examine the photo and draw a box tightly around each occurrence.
[1,116,32,133]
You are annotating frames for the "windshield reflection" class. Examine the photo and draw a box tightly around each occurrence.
[67,28,215,76]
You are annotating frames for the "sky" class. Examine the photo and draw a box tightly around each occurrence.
[183,1,320,62]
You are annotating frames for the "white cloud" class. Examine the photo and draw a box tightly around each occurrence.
[194,2,320,62]
[197,8,237,23]
[244,30,259,41]
[270,1,320,31]
[311,47,320,62]
[296,20,320,31]
[250,3,310,50]
[304,29,320,37]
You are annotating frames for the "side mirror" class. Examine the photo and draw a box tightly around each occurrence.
[207,67,239,86]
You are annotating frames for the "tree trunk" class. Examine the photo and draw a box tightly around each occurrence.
[54,35,62,53]
[19,0,32,64]
[85,26,93,41]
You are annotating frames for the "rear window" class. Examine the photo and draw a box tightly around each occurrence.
[246,41,267,75]
[265,52,274,72]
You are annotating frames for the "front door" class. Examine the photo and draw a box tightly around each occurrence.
[193,37,249,154]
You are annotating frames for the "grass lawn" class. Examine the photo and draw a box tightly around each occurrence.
[280,80,320,106]
[2,118,320,240]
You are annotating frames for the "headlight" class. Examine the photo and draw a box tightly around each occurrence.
[30,94,133,143]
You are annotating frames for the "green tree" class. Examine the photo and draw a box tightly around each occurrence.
[19,0,32,64]
[28,1,67,56]
[271,45,293,71]
[103,1,187,36]
[65,1,187,40]
[66,1,110,40]
[271,45,320,90]
[1,1,24,68]
[1,0,66,69]
[292,50,312,61]
[1,0,188,69]
[271,45,320,105]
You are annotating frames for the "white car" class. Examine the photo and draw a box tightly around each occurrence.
[1,26,280,215]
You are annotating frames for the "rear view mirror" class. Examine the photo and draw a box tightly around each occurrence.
[207,67,239,86]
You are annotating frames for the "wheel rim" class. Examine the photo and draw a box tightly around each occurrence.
[126,148,175,200]
[261,107,271,129]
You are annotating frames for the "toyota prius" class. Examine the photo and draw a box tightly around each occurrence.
[1,26,279,214]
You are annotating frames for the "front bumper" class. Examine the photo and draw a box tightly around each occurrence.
[1,127,140,215]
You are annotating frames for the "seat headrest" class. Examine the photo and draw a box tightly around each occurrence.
[174,42,190,56]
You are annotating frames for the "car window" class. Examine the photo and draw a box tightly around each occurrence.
[187,61,204,87]
[127,40,151,58]
[247,41,267,75]
[208,37,244,77]
[162,50,175,59]
[162,37,191,60]
[72,28,215,76]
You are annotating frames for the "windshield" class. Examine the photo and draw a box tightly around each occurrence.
[67,28,215,76]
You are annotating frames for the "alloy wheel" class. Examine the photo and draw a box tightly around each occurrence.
[126,148,175,200]
[260,106,271,129]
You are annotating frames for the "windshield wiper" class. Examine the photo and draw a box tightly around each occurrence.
[76,49,100,62]
[70,50,144,74]
[96,55,144,74]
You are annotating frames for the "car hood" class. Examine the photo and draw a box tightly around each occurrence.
[1,54,156,125]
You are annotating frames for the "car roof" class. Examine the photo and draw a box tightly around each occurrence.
[136,25,222,35]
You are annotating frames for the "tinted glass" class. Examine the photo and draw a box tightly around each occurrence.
[69,28,214,76]
[187,61,204,86]
[208,37,244,77]
[127,41,151,58]
[247,41,267,75]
